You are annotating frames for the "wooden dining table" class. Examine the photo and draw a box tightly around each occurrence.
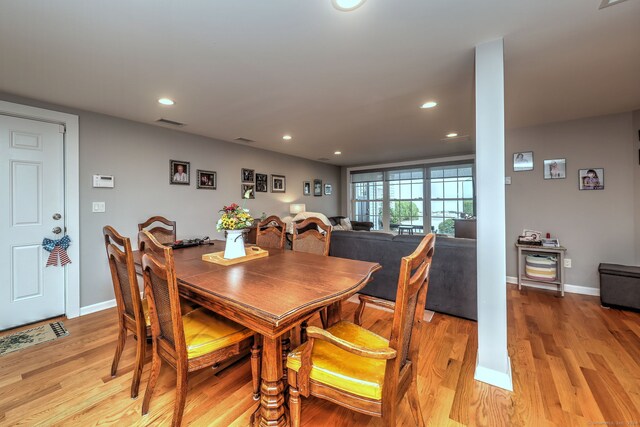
[133,241,381,427]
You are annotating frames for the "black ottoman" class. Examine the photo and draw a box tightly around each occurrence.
[599,263,640,311]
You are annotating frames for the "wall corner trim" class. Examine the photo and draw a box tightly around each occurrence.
[474,355,513,391]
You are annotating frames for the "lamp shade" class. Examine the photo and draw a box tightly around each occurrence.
[290,203,306,215]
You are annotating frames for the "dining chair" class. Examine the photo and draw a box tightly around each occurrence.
[138,216,177,245]
[138,230,261,427]
[286,233,436,427]
[256,215,286,249]
[290,216,333,377]
[103,225,150,399]
[292,217,331,256]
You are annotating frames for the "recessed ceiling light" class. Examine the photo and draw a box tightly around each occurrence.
[282,135,292,141]
[158,98,175,106]
[446,133,458,138]
[420,101,437,109]
[334,151,342,155]
[332,0,366,12]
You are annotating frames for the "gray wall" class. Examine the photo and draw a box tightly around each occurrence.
[505,112,637,289]
[634,109,640,263]
[0,92,341,307]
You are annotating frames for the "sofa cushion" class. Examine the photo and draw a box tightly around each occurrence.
[329,232,477,320]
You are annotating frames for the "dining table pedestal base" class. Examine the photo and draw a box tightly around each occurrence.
[251,335,289,427]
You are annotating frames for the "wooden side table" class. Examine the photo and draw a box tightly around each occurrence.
[515,243,567,297]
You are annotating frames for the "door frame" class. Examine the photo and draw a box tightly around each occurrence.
[0,100,80,319]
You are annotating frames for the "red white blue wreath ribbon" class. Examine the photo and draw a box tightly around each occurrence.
[42,235,72,267]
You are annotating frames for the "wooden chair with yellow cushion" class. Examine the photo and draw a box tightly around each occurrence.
[103,225,150,399]
[139,230,261,426]
[138,216,177,246]
[286,233,436,427]
[256,215,286,249]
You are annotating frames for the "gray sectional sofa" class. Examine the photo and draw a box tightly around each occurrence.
[329,231,477,320]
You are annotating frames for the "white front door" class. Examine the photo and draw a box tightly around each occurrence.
[0,115,66,330]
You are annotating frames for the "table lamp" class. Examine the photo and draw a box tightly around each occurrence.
[290,203,306,215]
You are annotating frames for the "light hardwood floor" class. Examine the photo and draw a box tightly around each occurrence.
[0,284,638,426]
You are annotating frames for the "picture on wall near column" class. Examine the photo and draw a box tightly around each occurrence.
[271,174,286,193]
[197,170,217,189]
[543,159,566,180]
[241,168,255,183]
[303,181,311,196]
[313,179,322,196]
[578,168,604,190]
[241,184,255,199]
[255,173,268,192]
[513,152,533,171]
[324,184,332,195]
[170,160,190,185]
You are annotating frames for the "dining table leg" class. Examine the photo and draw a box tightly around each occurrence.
[252,334,288,427]
[325,300,343,327]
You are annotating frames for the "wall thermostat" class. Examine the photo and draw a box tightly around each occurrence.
[93,174,115,188]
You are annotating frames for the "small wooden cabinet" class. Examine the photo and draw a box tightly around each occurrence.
[515,243,567,297]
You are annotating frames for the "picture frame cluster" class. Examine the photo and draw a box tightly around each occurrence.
[303,179,331,196]
[170,160,217,190]
[169,161,334,197]
[241,168,286,199]
[512,152,604,190]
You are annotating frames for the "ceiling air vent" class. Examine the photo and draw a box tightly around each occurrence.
[599,0,629,9]
[155,118,185,127]
[234,137,255,143]
[317,157,330,161]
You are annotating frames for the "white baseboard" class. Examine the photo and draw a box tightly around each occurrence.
[79,298,116,316]
[506,276,600,296]
[474,356,513,391]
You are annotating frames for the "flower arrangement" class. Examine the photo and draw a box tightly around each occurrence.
[217,203,254,231]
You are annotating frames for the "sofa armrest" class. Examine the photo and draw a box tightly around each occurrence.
[352,221,374,231]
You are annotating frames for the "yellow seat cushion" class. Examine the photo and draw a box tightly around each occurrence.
[287,321,390,400]
[182,308,254,359]
[141,298,151,327]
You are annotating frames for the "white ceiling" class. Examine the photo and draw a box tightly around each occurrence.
[1,0,639,166]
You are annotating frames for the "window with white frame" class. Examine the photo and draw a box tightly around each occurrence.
[350,163,474,235]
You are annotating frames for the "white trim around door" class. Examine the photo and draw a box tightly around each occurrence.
[0,100,80,319]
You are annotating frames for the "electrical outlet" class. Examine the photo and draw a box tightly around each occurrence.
[564,258,572,268]
[92,202,106,213]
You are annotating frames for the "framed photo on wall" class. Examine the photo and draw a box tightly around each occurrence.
[196,170,217,189]
[255,173,268,192]
[241,168,255,183]
[324,184,332,195]
[303,181,311,196]
[241,184,255,199]
[170,160,190,185]
[513,151,533,172]
[579,168,604,190]
[271,174,286,193]
[543,159,566,180]
[313,179,322,196]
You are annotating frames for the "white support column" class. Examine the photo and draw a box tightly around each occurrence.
[474,38,513,391]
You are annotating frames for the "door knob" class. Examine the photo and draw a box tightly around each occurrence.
[52,213,62,220]
[52,227,62,234]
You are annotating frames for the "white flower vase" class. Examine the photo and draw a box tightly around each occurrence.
[224,229,246,259]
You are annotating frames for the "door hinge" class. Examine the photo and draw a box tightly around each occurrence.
[59,124,66,134]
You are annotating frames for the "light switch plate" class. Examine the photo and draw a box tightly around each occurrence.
[505,176,512,185]
[92,202,106,213]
